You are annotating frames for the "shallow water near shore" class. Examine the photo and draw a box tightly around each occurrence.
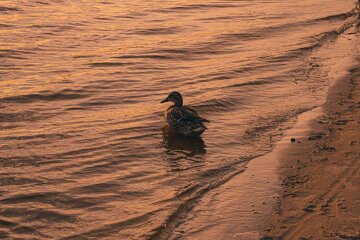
[167,24,360,239]
[0,1,359,239]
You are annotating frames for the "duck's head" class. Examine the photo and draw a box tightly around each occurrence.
[161,91,183,107]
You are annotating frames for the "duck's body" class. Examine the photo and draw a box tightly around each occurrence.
[165,105,208,136]
[161,92,209,137]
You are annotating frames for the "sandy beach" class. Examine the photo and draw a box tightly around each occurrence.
[261,61,360,238]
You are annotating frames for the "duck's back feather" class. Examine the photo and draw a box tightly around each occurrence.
[165,106,208,136]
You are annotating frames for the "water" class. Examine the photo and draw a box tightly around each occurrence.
[0,1,358,239]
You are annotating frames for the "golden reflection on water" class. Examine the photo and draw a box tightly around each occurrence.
[0,0,357,239]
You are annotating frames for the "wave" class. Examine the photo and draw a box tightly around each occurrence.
[111,9,357,67]
[0,111,59,122]
[218,10,355,42]
[1,89,88,103]
[60,210,159,240]
[154,3,235,13]
[0,6,22,13]
[193,98,238,113]
[0,192,101,209]
[87,62,133,67]
[113,54,178,60]
[132,26,182,35]
[147,156,255,240]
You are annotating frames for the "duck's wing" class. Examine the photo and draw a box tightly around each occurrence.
[182,106,210,123]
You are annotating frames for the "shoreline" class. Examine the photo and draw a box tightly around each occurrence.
[261,50,360,239]
[166,23,360,240]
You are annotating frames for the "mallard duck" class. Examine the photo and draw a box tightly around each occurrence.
[160,91,209,136]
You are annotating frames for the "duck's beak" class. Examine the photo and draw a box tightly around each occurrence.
[160,97,169,103]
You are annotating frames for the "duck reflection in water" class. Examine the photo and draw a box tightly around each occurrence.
[160,91,208,170]
[161,127,206,158]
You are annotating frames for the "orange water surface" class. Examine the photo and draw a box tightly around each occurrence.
[0,0,358,239]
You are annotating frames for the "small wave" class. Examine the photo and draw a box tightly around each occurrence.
[157,48,190,54]
[114,12,148,20]
[255,18,357,65]
[87,62,133,67]
[216,10,355,45]
[69,182,121,195]
[0,111,59,122]
[147,157,254,240]
[73,54,98,59]
[220,32,262,41]
[78,97,137,107]
[0,49,33,56]
[0,6,22,12]
[0,220,50,239]
[0,23,13,28]
[1,89,88,103]
[34,1,50,5]
[0,54,27,60]
[116,51,201,62]
[1,208,77,223]
[226,79,271,89]
[26,24,57,29]
[0,219,17,228]
[132,26,181,35]
[156,3,234,13]
[0,155,45,168]
[119,44,228,63]
[183,64,271,88]
[0,192,101,209]
[99,1,114,5]
[60,210,159,240]
[0,192,58,204]
[315,11,354,22]
[93,17,113,21]
[160,45,227,59]
[0,133,68,141]
[114,54,175,60]
[282,20,358,58]
[316,21,356,42]
[194,98,238,113]
[0,176,44,186]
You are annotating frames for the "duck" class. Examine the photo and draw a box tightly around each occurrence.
[160,91,209,136]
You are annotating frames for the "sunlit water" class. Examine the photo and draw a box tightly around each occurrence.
[0,1,358,239]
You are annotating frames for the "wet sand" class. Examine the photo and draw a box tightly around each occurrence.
[261,63,360,239]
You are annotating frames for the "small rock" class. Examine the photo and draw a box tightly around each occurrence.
[259,236,274,240]
[318,120,329,124]
[335,120,348,125]
[318,146,336,152]
[304,204,316,212]
[291,138,296,142]
[308,133,325,140]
